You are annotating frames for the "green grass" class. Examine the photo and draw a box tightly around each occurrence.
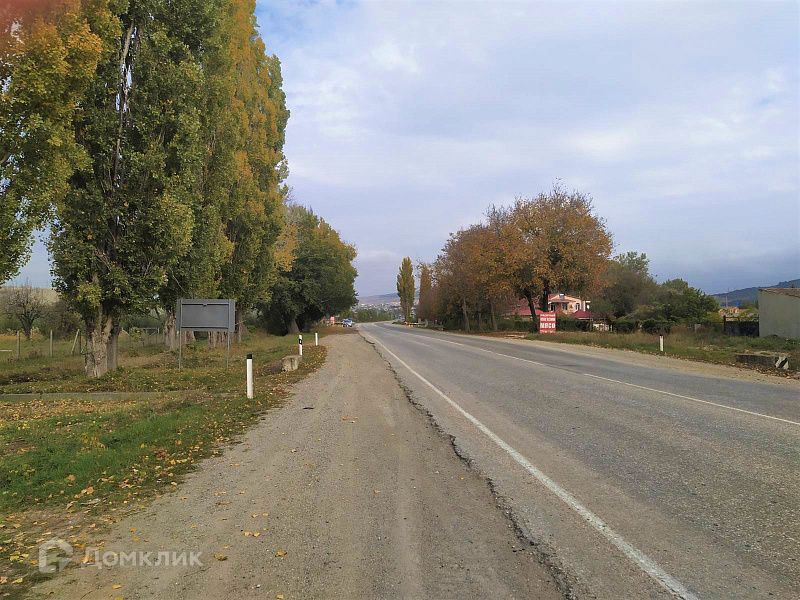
[0,330,328,593]
[524,328,799,372]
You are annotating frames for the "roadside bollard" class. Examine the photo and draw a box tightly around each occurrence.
[246,353,254,399]
[659,335,664,353]
[298,334,303,357]
[315,332,319,346]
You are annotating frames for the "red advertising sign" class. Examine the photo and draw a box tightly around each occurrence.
[538,311,556,334]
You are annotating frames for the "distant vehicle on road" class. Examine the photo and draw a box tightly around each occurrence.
[342,318,354,327]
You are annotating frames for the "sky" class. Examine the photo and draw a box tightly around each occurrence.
[15,0,800,297]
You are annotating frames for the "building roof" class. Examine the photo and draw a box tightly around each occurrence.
[760,288,800,298]
[571,310,596,319]
[505,299,544,317]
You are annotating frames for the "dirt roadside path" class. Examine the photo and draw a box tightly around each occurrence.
[33,333,560,600]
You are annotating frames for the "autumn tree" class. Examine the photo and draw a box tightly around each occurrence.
[396,257,415,322]
[433,229,484,331]
[216,0,290,341]
[0,1,102,283]
[506,184,613,317]
[49,0,219,377]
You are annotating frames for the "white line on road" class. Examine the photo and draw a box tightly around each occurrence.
[368,335,700,600]
[380,326,797,427]
[582,373,800,427]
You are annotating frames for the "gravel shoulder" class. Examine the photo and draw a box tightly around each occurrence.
[457,331,800,386]
[33,334,560,600]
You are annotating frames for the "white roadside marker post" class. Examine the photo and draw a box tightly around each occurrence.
[246,353,254,399]
[315,332,319,346]
[298,334,303,357]
[659,334,664,353]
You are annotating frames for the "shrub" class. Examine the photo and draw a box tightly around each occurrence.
[641,319,672,334]
[613,319,638,333]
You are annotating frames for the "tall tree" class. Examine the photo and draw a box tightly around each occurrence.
[507,184,613,316]
[217,0,289,341]
[396,257,415,322]
[417,262,434,322]
[0,1,102,283]
[49,0,218,377]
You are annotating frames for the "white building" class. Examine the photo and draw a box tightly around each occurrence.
[758,288,800,339]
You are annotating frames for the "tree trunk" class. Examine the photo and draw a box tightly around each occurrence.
[288,317,300,335]
[236,308,247,343]
[185,330,196,343]
[540,282,551,312]
[85,311,113,378]
[490,300,498,332]
[106,321,121,372]
[524,290,537,323]
[164,312,178,349]
[461,298,470,332]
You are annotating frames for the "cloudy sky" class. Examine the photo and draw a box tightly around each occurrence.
[16,0,800,296]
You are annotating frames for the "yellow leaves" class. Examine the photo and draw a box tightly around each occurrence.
[65,474,76,482]
[274,549,287,558]
[112,583,122,589]
[242,531,260,538]
[213,552,228,561]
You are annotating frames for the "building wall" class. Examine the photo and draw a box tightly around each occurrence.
[759,291,800,339]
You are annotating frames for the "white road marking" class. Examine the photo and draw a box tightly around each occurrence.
[379,326,797,427]
[368,334,700,600]
[582,373,800,427]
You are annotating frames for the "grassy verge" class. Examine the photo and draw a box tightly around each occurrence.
[0,330,330,595]
[522,329,799,373]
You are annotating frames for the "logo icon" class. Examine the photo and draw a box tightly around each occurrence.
[38,538,73,574]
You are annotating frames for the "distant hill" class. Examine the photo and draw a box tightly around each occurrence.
[712,278,800,306]
[358,290,422,306]
[358,292,400,306]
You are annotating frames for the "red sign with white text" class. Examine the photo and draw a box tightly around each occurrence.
[538,311,556,333]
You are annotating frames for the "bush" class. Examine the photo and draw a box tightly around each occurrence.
[641,319,672,334]
[613,319,638,333]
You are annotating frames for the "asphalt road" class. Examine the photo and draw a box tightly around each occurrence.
[360,323,800,599]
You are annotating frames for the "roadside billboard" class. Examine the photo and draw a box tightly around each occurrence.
[538,311,556,334]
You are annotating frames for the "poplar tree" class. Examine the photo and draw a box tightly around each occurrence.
[396,257,415,323]
[49,0,217,377]
[0,1,102,283]
[217,0,289,341]
[417,262,434,322]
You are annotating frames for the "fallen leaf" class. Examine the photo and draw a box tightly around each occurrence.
[65,475,76,482]
[275,549,287,557]
[213,553,228,561]
[112,584,122,589]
